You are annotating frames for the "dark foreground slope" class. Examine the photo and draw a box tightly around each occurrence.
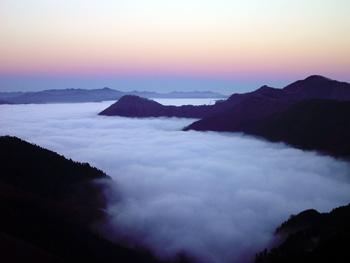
[0,136,160,263]
[256,204,350,263]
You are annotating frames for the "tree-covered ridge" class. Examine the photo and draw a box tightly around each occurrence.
[256,204,350,263]
[0,136,162,262]
[0,136,107,200]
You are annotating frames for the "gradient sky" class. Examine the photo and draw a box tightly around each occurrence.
[0,0,349,93]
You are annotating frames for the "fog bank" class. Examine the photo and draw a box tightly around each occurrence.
[1,101,350,262]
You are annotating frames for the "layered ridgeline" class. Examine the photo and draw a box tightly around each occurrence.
[0,136,161,263]
[100,75,350,157]
[255,204,350,263]
[0,88,225,104]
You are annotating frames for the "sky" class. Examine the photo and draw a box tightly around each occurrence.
[0,0,349,93]
[1,101,350,262]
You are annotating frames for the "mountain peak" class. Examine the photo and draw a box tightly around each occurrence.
[283,75,350,100]
[99,95,163,116]
[257,85,275,91]
[114,95,162,108]
[304,75,332,82]
[102,87,113,91]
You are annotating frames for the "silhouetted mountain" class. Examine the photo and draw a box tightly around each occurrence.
[185,99,350,156]
[98,89,264,118]
[185,75,350,125]
[100,75,350,156]
[284,75,350,100]
[101,75,350,119]
[0,136,162,263]
[255,204,350,263]
[99,95,216,118]
[184,85,296,133]
[0,88,225,104]
[184,77,350,156]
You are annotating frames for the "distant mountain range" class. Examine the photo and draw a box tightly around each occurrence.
[100,75,350,157]
[0,88,226,104]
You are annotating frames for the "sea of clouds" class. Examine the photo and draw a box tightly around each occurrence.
[1,99,350,263]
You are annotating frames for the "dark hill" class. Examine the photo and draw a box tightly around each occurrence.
[182,76,350,157]
[99,95,215,118]
[0,136,161,263]
[256,204,350,263]
[185,99,350,157]
[183,86,295,133]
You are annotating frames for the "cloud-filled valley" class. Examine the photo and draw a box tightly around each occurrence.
[1,100,350,263]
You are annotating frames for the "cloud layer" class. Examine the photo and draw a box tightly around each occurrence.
[1,100,350,263]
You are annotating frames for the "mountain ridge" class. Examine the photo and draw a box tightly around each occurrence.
[0,136,162,263]
[256,204,350,263]
[100,75,350,157]
[0,88,226,104]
